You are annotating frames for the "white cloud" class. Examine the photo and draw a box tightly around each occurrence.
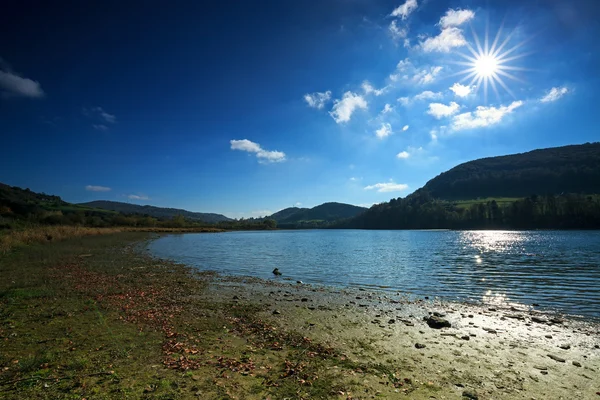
[304,90,332,109]
[398,96,410,106]
[349,176,362,181]
[402,125,409,131]
[128,194,149,200]
[364,181,409,193]
[295,202,302,207]
[396,151,410,159]
[329,91,368,123]
[427,102,460,119]
[414,90,443,101]
[230,139,286,163]
[0,69,44,98]
[430,129,439,143]
[93,124,108,131]
[451,101,523,130]
[381,103,393,114]
[251,210,273,217]
[439,9,475,28]
[449,83,473,97]
[389,20,408,40]
[362,81,387,96]
[391,0,418,20]
[86,185,111,192]
[375,123,393,139]
[389,59,442,85]
[420,27,468,52]
[540,87,569,103]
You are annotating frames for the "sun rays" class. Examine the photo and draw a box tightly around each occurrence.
[451,22,532,103]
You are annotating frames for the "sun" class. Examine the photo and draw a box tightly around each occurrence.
[451,23,531,103]
[474,54,499,77]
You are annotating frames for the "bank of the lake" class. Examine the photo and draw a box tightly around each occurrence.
[1,233,599,399]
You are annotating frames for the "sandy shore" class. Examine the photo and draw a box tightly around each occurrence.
[200,274,600,399]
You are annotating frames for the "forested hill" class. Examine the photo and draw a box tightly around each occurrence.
[269,202,367,228]
[342,143,600,230]
[79,201,231,223]
[423,142,600,200]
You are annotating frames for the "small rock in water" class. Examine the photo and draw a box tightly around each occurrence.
[272,268,282,276]
[296,280,303,284]
[532,303,540,306]
[462,390,479,399]
[415,343,426,349]
[424,296,429,299]
[425,316,451,329]
[547,354,566,363]
[572,361,582,367]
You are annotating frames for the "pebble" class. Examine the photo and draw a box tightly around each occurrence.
[545,335,553,339]
[460,335,470,341]
[540,370,548,375]
[572,361,582,367]
[425,315,451,329]
[415,343,426,349]
[272,310,281,315]
[462,390,478,399]
[559,344,571,350]
[388,319,395,324]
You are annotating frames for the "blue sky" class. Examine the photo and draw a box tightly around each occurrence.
[1,0,599,218]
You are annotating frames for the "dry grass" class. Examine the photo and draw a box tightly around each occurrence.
[0,225,225,254]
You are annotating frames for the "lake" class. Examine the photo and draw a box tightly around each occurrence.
[147,230,600,319]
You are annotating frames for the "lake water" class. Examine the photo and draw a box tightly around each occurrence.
[147,230,600,319]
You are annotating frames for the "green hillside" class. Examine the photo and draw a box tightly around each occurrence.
[270,202,367,228]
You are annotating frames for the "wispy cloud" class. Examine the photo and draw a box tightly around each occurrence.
[362,81,387,96]
[381,103,394,114]
[0,62,44,98]
[128,194,149,200]
[86,185,111,192]
[389,20,407,40]
[230,139,286,163]
[375,123,393,139]
[329,91,368,123]
[94,107,116,123]
[389,59,442,85]
[427,102,460,119]
[449,83,473,97]
[295,202,302,207]
[93,124,108,131]
[304,90,332,109]
[396,151,410,159]
[364,181,409,193]
[402,125,409,131]
[451,101,523,130]
[390,0,418,20]
[540,87,569,103]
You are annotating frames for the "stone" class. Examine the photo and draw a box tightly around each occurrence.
[462,390,479,399]
[425,315,451,329]
[272,268,282,276]
[572,361,582,367]
[415,343,426,349]
[301,298,308,302]
[461,335,470,341]
[483,327,497,334]
[559,344,571,350]
[272,310,281,315]
[388,319,396,324]
[433,311,446,317]
[531,316,547,324]
[547,354,566,363]
[545,335,553,339]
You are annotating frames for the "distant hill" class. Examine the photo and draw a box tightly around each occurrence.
[79,201,231,223]
[423,142,600,200]
[269,202,367,228]
[270,207,309,221]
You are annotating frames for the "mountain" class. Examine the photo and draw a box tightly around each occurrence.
[79,201,231,223]
[343,143,600,230]
[269,202,367,228]
[423,142,600,200]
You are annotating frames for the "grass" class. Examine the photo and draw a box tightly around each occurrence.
[0,232,422,399]
[452,197,522,209]
[0,225,224,254]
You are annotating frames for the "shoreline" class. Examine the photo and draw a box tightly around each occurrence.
[1,233,599,399]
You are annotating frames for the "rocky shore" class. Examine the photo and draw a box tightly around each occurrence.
[203,274,600,399]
